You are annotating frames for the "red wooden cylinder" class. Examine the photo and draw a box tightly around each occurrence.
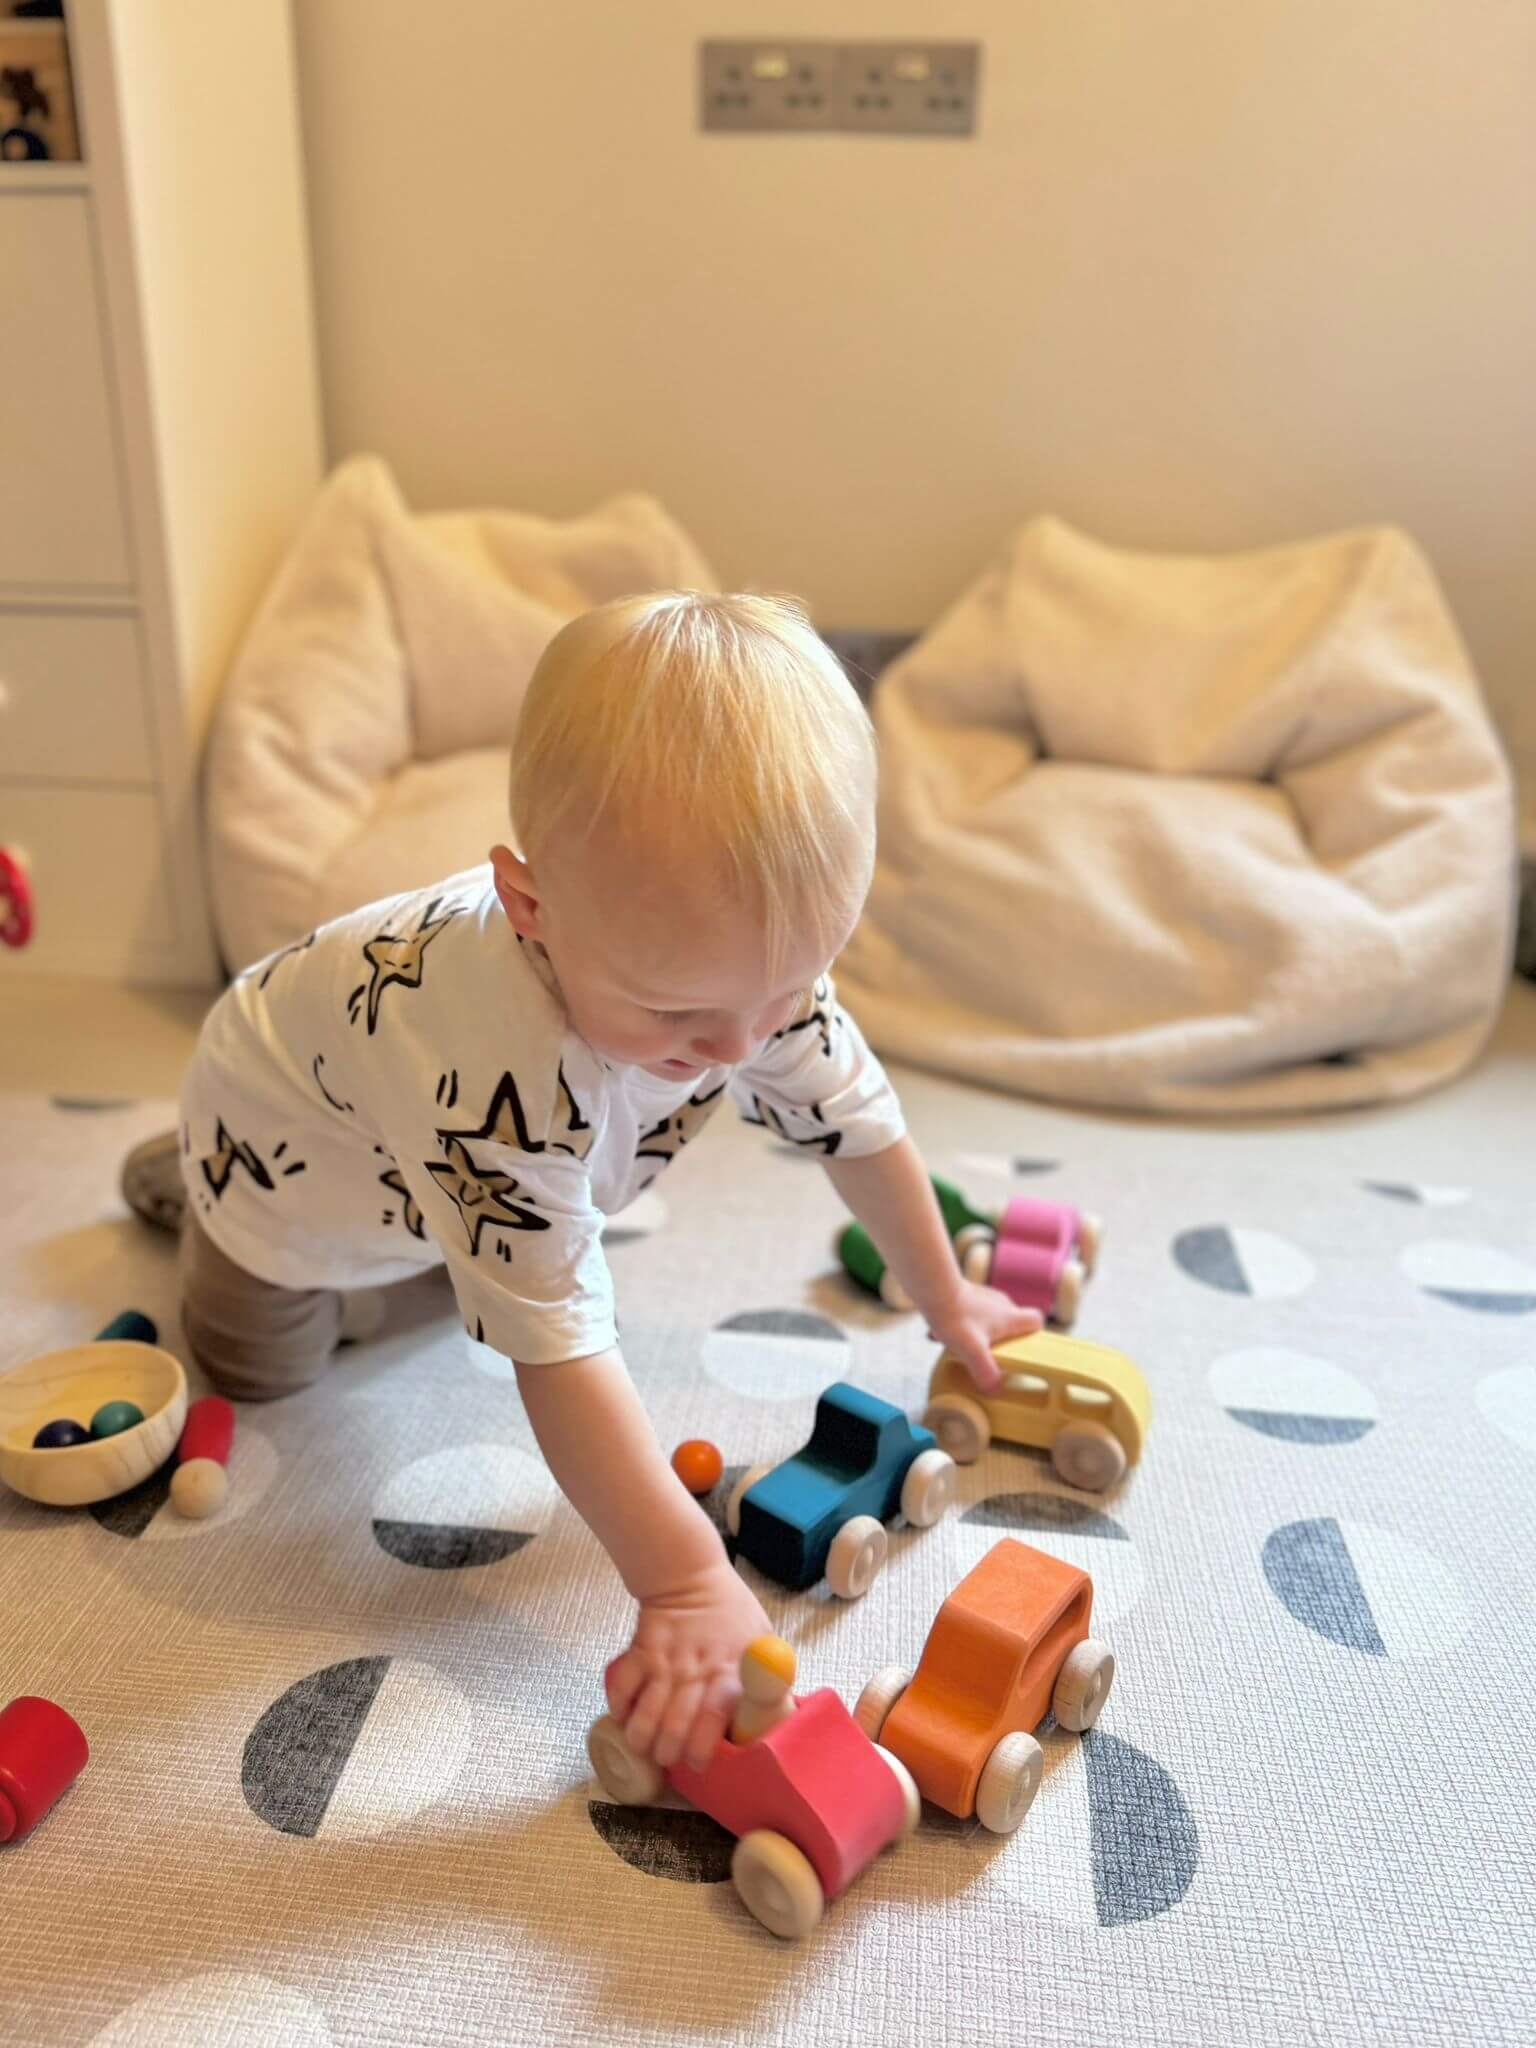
[178,1396,235,1468]
[0,1695,89,1844]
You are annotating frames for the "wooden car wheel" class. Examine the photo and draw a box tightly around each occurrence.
[975,1731,1044,1834]
[726,1462,773,1537]
[877,1266,914,1311]
[1053,1638,1115,1732]
[732,1829,825,1939]
[1076,1212,1103,1275]
[826,1515,887,1599]
[853,1664,910,1742]
[1050,1420,1127,1492]
[922,1391,990,1465]
[1053,1256,1085,1326]
[586,1714,665,1806]
[959,1233,995,1284]
[900,1447,957,1527]
[874,1745,921,1838]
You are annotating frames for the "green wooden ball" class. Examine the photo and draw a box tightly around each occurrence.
[89,1399,145,1439]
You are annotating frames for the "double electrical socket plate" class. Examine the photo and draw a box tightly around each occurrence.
[700,39,980,136]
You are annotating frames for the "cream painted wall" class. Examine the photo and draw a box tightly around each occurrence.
[292,1,1536,814]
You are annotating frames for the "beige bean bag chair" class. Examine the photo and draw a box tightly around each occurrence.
[837,519,1516,1112]
[205,456,717,972]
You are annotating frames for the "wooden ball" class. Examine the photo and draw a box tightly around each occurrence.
[671,1439,724,1495]
[170,1457,228,1520]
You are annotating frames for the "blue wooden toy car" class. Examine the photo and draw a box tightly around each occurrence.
[725,1383,958,1599]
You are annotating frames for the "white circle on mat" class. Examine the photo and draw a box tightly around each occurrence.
[703,1309,849,1401]
[1475,1365,1536,1456]
[957,1492,1146,1623]
[1262,1518,1470,1659]
[947,1726,1197,1927]
[1399,1241,1536,1314]
[244,1657,472,1840]
[146,1425,280,1540]
[88,1972,333,2045]
[372,1443,558,1570]
[1173,1226,1315,1299]
[1209,1348,1379,1445]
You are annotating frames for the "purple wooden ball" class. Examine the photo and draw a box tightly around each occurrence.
[33,1417,91,1450]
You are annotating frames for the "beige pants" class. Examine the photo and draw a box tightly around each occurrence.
[180,1210,344,1401]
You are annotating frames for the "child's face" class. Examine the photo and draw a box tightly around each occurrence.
[492,836,855,1079]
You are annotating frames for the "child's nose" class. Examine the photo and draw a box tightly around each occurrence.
[693,1019,751,1064]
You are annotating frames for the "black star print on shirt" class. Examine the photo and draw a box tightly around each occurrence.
[425,1136,551,1255]
[421,1068,589,1256]
[436,1066,595,1164]
[768,975,838,1059]
[742,1094,842,1155]
[201,1119,291,1198]
[635,1081,727,1173]
[378,1162,426,1239]
[347,896,463,1035]
[254,930,316,990]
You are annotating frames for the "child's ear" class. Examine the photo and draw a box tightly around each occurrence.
[489,844,543,940]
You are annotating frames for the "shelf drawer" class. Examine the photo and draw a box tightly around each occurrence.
[0,193,132,588]
[0,608,155,782]
[0,784,175,975]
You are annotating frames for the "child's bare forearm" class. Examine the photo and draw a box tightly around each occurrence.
[514,1346,723,1600]
[822,1134,962,1320]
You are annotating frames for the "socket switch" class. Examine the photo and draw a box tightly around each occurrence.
[699,39,839,132]
[700,39,981,136]
[838,42,979,136]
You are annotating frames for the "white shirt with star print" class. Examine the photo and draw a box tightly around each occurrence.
[179,867,906,1365]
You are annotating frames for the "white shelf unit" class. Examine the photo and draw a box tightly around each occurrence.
[0,0,322,984]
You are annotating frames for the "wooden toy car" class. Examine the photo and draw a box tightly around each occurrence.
[588,1638,919,1938]
[839,1182,1102,1327]
[726,1382,956,1598]
[956,1195,1102,1327]
[924,1330,1149,1492]
[854,1536,1113,1832]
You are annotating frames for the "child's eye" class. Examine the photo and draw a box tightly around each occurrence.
[649,1008,688,1024]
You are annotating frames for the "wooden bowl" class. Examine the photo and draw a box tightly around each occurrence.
[0,1341,187,1507]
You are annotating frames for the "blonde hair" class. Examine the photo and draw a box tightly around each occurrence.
[509,592,876,959]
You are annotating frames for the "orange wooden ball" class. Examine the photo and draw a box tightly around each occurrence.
[671,1439,724,1495]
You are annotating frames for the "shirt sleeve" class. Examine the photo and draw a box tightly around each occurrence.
[383,1062,619,1368]
[728,974,906,1159]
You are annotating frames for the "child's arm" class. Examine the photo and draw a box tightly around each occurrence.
[823,1133,1040,1392]
[515,1347,771,1774]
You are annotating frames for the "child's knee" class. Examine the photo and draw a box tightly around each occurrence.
[180,1213,343,1401]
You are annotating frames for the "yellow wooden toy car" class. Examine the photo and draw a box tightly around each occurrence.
[923,1331,1150,1491]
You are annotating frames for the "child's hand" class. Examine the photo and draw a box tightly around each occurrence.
[926,1280,1042,1394]
[604,1561,773,1775]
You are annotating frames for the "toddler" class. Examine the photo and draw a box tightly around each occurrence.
[130,593,1038,1773]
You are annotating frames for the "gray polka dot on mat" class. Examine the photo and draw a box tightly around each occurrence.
[1262,1518,1470,1659]
[1172,1225,1315,1298]
[587,1801,735,1883]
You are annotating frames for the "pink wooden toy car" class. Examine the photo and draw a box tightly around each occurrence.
[587,1635,918,1938]
[958,1195,1101,1326]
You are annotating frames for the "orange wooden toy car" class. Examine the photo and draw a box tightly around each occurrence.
[853,1536,1113,1833]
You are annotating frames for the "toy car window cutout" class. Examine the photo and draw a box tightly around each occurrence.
[823,1411,883,1472]
[1062,1381,1113,1411]
[1001,1372,1051,1406]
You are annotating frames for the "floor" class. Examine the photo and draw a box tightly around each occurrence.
[2,973,1534,2048]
